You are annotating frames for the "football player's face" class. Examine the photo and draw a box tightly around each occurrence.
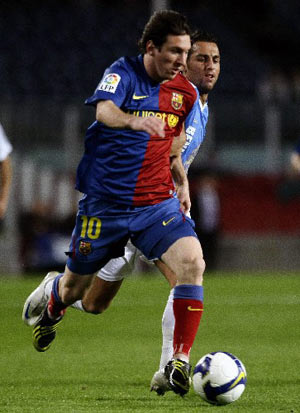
[186,41,220,94]
[151,34,191,82]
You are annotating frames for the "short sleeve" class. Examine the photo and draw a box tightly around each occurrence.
[0,124,12,161]
[85,60,131,108]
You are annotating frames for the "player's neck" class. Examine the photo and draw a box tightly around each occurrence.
[200,93,208,105]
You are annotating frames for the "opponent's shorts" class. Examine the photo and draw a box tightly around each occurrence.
[66,195,197,275]
[97,240,140,282]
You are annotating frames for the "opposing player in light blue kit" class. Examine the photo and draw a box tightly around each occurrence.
[22,11,208,397]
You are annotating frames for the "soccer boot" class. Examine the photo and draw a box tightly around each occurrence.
[164,359,192,396]
[22,271,59,326]
[32,308,64,352]
[150,369,171,396]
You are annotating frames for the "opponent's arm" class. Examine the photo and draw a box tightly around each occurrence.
[96,100,165,137]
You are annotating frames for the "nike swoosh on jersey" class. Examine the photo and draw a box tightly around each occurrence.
[187,306,203,311]
[132,94,149,100]
[162,217,176,226]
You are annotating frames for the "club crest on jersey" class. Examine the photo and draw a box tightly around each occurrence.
[97,73,121,93]
[171,92,183,110]
[167,114,179,128]
[79,240,92,255]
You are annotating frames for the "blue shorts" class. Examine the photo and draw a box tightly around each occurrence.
[66,195,197,275]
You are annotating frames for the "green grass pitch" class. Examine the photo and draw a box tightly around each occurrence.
[1,272,299,412]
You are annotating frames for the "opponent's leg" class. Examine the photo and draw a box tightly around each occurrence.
[150,287,174,395]
[150,259,177,394]
[154,260,177,368]
[159,287,175,370]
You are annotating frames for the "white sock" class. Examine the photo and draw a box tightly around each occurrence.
[71,300,85,311]
[159,288,175,371]
[45,279,54,298]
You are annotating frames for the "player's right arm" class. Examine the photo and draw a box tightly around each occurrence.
[95,100,165,137]
[86,58,165,138]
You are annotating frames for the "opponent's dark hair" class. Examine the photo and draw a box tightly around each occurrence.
[188,30,219,59]
[191,30,218,47]
[138,10,191,53]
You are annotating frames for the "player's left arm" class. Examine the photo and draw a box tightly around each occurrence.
[170,126,190,213]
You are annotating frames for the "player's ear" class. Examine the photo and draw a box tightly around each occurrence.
[145,40,156,56]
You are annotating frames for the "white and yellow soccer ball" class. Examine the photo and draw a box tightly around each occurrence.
[193,351,247,405]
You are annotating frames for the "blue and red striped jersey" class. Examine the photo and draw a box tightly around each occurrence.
[76,55,198,206]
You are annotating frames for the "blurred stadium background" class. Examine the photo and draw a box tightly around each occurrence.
[1,0,300,274]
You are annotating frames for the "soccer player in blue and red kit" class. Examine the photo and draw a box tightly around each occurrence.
[23,11,206,396]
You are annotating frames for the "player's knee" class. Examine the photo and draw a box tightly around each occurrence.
[191,254,205,283]
[199,255,206,276]
[199,256,206,283]
[180,253,205,284]
[82,302,103,314]
[82,300,110,315]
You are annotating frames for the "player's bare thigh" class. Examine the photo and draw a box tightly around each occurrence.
[161,236,205,285]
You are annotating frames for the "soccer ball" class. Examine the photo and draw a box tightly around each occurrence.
[193,351,247,405]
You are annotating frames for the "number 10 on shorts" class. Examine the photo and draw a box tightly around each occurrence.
[80,215,102,239]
